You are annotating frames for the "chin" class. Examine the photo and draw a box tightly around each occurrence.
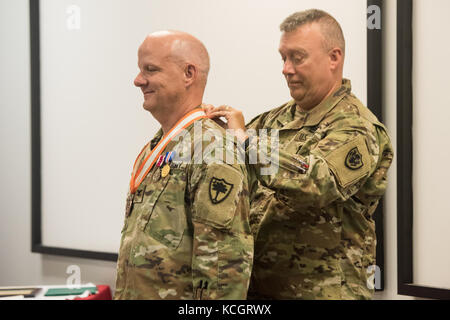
[290,90,306,103]
[142,103,156,113]
[143,105,154,112]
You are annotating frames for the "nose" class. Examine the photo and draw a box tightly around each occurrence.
[282,59,295,76]
[134,72,147,87]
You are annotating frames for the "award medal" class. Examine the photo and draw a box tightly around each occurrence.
[152,154,164,181]
[153,167,161,182]
[161,151,175,178]
[161,164,171,178]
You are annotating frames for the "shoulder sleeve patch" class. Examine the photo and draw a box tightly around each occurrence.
[324,135,371,188]
[193,164,244,230]
[209,177,234,204]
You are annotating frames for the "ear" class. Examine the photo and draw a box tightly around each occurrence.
[184,64,197,87]
[328,47,343,71]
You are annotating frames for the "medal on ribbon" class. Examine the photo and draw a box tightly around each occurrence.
[161,151,175,178]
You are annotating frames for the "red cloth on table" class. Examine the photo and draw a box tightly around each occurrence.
[73,285,112,300]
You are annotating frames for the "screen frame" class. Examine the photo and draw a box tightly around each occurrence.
[396,0,450,300]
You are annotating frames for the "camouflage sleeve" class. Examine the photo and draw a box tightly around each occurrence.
[249,117,380,209]
[354,125,394,205]
[188,162,253,300]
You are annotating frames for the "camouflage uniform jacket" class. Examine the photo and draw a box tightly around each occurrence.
[246,79,393,299]
[114,117,253,300]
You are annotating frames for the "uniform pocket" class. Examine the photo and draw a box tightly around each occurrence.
[144,166,188,250]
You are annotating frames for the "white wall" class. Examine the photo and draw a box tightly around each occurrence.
[37,0,368,254]
[0,0,118,289]
[0,0,437,299]
[411,0,450,289]
[373,0,450,299]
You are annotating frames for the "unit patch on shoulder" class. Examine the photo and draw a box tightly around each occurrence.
[345,147,364,170]
[193,164,243,230]
[209,177,233,204]
[324,135,371,188]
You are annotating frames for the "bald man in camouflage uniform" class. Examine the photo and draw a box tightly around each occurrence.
[207,10,393,299]
[114,31,253,300]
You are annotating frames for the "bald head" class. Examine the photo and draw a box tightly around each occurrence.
[142,30,210,87]
[134,31,210,130]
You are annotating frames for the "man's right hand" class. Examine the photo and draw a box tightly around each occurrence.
[202,104,226,128]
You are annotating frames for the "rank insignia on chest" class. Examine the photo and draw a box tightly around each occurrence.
[209,177,233,204]
[133,186,145,203]
[345,147,363,170]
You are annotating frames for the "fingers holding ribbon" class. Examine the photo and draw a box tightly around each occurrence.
[204,104,246,133]
[201,103,216,117]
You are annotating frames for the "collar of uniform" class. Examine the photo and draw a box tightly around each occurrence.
[301,79,352,127]
[275,100,302,129]
[274,79,351,130]
[149,105,205,150]
[149,115,206,152]
[150,128,163,151]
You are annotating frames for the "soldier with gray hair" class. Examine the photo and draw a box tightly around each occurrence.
[206,9,393,299]
[114,31,253,300]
